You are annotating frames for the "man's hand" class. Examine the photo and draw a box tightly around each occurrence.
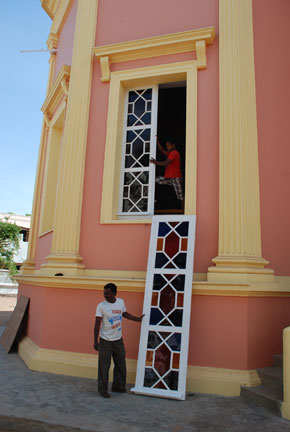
[136,314,145,322]
[94,341,99,351]
[150,158,156,164]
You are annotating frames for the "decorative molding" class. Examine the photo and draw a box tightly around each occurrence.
[45,0,98,273]
[101,60,197,224]
[94,27,215,82]
[41,64,71,116]
[15,272,290,297]
[18,335,260,396]
[41,0,60,19]
[42,0,73,35]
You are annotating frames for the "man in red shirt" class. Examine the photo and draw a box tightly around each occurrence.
[150,137,184,208]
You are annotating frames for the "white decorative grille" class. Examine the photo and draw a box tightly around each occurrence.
[132,215,196,400]
[119,87,158,215]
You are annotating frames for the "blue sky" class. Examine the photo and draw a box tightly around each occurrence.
[0,2,52,215]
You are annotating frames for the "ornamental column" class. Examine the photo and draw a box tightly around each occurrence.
[208,0,274,283]
[21,33,58,274]
[42,0,99,275]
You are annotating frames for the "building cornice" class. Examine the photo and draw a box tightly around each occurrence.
[93,27,215,82]
[15,272,290,297]
[41,64,71,118]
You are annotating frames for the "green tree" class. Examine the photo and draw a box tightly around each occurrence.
[0,219,21,275]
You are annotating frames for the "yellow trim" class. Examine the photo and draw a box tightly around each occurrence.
[93,27,215,81]
[38,102,66,236]
[21,120,49,273]
[46,33,58,93]
[18,336,259,396]
[42,0,73,35]
[41,64,70,116]
[282,326,290,420]
[50,0,74,35]
[101,61,197,224]
[15,272,290,297]
[41,0,59,19]
[43,0,98,275]
[209,0,273,282]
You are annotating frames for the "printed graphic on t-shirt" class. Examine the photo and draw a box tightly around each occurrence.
[96,298,126,341]
[108,312,122,330]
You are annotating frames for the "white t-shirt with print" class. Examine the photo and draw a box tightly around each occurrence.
[96,298,126,341]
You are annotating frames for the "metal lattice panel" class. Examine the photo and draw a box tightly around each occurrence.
[132,215,196,400]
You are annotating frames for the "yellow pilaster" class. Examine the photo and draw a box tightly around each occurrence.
[208,0,274,283]
[21,35,58,273]
[282,326,290,420]
[42,0,98,275]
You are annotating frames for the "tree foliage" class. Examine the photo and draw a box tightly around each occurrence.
[0,219,20,274]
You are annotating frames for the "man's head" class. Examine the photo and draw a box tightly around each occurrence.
[165,140,176,152]
[103,283,117,303]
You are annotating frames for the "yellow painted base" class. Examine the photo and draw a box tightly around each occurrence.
[19,336,260,397]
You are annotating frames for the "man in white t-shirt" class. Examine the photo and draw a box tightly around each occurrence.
[94,283,144,398]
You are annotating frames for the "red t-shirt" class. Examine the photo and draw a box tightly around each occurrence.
[165,150,182,178]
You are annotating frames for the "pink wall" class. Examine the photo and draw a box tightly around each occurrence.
[53,0,77,79]
[80,0,219,274]
[253,0,290,276]
[19,282,290,370]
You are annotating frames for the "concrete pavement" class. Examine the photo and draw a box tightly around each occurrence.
[1,297,290,431]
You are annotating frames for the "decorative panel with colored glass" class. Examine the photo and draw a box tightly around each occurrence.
[119,87,158,215]
[132,215,196,400]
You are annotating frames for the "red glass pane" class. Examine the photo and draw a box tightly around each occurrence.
[154,381,167,389]
[151,292,158,306]
[172,353,180,369]
[165,231,180,258]
[146,350,153,366]
[159,285,175,315]
[177,293,184,307]
[181,238,188,251]
[154,343,171,376]
[157,238,163,251]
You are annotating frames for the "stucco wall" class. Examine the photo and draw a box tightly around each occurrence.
[253,0,290,276]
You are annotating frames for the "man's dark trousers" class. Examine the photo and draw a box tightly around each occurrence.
[98,337,127,394]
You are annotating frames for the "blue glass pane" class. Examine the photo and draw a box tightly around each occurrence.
[147,331,162,349]
[140,128,151,140]
[155,253,168,268]
[158,222,171,237]
[175,222,189,237]
[149,308,164,325]
[143,88,152,100]
[171,275,185,291]
[166,333,181,351]
[140,112,151,124]
[134,97,146,118]
[153,274,167,290]
[144,368,158,387]
[173,253,187,269]
[164,371,178,391]
[168,310,183,327]
[127,130,136,142]
[127,114,137,127]
[129,91,141,102]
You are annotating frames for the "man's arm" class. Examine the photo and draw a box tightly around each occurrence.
[150,157,172,167]
[123,311,145,322]
[94,316,102,351]
[156,137,168,156]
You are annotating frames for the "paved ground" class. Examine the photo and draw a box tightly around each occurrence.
[1,296,290,432]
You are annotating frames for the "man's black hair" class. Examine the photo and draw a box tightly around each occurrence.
[104,283,117,294]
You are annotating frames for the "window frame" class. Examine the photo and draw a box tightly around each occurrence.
[100,60,197,224]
